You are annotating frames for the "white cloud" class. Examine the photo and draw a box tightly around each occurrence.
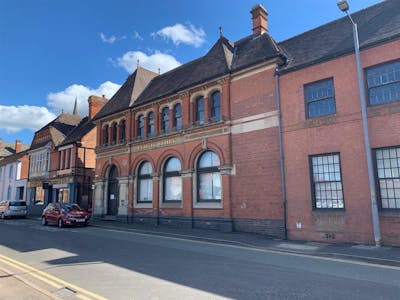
[154,23,206,47]
[99,32,127,44]
[47,81,121,116]
[116,51,181,74]
[132,30,143,40]
[100,33,116,44]
[0,105,56,133]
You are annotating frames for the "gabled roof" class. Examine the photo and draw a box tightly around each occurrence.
[0,141,29,158]
[278,0,400,73]
[132,37,235,107]
[93,67,158,120]
[0,149,29,166]
[30,113,83,150]
[95,34,282,120]
[58,116,96,147]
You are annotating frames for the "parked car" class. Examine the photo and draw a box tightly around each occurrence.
[0,200,27,219]
[41,203,90,228]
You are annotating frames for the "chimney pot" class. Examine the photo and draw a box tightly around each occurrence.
[251,4,268,37]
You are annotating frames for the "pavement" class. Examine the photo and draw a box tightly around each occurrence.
[89,218,400,268]
[0,267,55,300]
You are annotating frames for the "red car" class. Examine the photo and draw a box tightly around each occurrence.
[41,203,90,228]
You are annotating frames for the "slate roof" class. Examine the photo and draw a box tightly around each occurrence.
[30,113,83,150]
[58,116,96,147]
[94,34,281,119]
[278,0,400,73]
[0,140,30,158]
[0,149,29,166]
[93,67,158,120]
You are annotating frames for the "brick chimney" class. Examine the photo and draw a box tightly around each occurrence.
[251,4,268,37]
[88,95,108,120]
[15,140,22,154]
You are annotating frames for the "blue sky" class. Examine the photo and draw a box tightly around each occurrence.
[0,0,382,145]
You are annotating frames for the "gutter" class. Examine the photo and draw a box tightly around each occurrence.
[274,69,287,240]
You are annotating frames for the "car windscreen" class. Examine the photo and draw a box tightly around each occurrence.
[10,201,27,206]
[60,204,83,211]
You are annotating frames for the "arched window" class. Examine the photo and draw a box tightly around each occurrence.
[173,103,182,130]
[163,157,182,202]
[111,122,117,144]
[195,96,204,125]
[137,115,144,138]
[210,91,221,122]
[138,161,153,203]
[197,151,221,202]
[161,107,169,133]
[147,112,155,136]
[119,120,126,143]
[107,166,118,215]
[103,125,109,145]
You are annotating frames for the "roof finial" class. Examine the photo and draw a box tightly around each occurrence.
[137,59,140,68]
[219,26,223,38]
[158,68,161,75]
[73,96,78,115]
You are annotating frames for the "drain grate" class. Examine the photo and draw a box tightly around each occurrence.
[54,286,77,297]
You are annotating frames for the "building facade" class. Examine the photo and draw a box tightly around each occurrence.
[278,0,400,245]
[48,96,106,209]
[27,113,83,215]
[0,141,29,202]
[92,1,400,245]
[93,5,285,237]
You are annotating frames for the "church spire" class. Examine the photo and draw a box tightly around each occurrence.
[73,96,78,115]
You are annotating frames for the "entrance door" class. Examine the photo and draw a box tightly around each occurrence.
[107,166,118,215]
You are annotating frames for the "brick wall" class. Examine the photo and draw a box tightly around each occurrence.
[280,39,400,245]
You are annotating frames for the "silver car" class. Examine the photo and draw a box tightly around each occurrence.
[0,201,27,219]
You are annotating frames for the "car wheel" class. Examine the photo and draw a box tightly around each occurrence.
[58,218,63,228]
[41,217,47,226]
[84,221,88,227]
[1,213,4,220]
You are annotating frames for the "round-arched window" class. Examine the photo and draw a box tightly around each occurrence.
[173,103,182,130]
[163,157,182,202]
[103,125,109,145]
[138,161,153,203]
[210,91,221,122]
[148,112,155,136]
[111,122,117,144]
[119,120,126,143]
[161,107,170,133]
[137,115,144,138]
[197,151,221,202]
[195,96,204,124]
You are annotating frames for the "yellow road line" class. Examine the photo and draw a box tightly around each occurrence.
[0,257,63,289]
[0,254,108,300]
[0,265,62,300]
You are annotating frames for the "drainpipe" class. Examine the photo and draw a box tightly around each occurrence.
[275,69,287,240]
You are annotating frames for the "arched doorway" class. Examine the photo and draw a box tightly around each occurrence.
[107,165,118,215]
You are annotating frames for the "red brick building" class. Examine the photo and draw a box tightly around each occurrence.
[279,0,400,245]
[27,112,83,215]
[48,96,107,209]
[93,1,400,245]
[93,4,285,237]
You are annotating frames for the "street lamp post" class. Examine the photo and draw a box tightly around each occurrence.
[337,0,381,246]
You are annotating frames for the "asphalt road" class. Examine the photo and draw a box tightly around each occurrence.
[1,218,399,300]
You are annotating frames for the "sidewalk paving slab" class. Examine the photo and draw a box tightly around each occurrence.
[89,218,400,267]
